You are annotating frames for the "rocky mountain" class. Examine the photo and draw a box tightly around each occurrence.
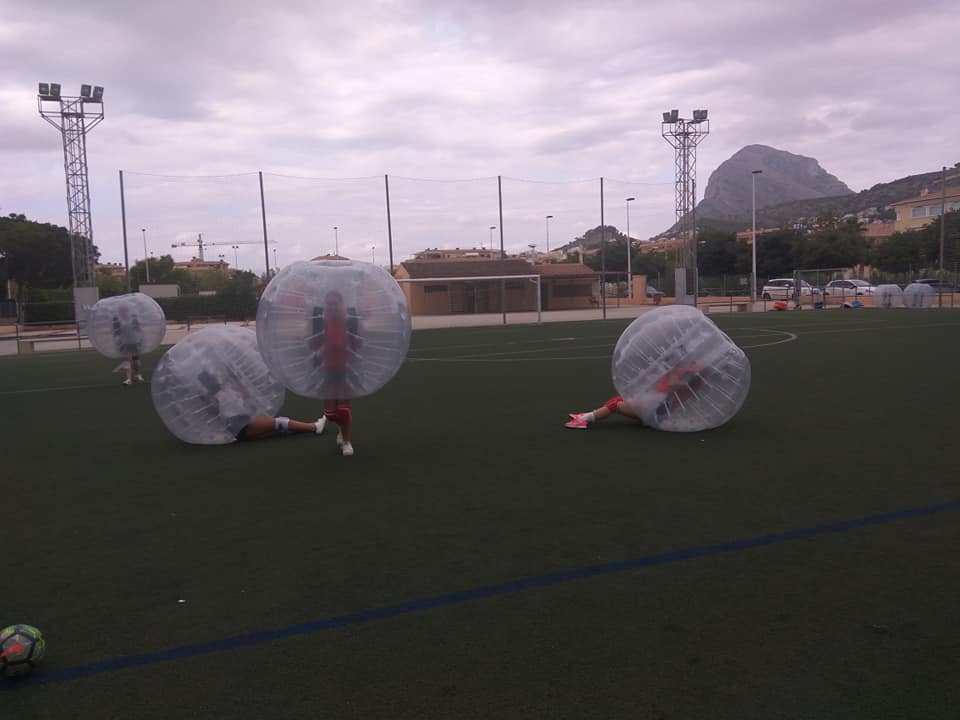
[695,144,852,220]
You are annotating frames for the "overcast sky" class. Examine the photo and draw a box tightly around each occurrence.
[1,0,956,272]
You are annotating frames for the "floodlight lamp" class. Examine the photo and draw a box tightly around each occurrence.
[92,86,103,101]
[670,109,679,122]
[662,111,672,123]
[38,82,49,96]
[626,196,636,202]
[81,84,92,98]
[49,83,61,98]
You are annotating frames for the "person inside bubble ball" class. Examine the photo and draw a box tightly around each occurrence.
[197,370,323,442]
[564,364,707,429]
[307,290,362,456]
[112,310,145,385]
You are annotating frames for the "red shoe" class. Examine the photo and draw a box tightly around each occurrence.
[564,416,588,429]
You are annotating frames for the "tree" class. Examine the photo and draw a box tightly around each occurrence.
[0,213,96,303]
[755,228,803,278]
[696,229,738,276]
[96,269,126,297]
[793,215,868,269]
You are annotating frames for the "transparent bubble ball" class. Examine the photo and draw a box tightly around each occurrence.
[612,305,751,432]
[151,325,285,445]
[87,293,166,358]
[874,284,904,308]
[903,283,936,308]
[256,259,411,399]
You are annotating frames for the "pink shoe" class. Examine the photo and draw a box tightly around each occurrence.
[564,416,588,429]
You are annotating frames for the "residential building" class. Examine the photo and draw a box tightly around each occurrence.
[174,257,230,274]
[890,186,960,232]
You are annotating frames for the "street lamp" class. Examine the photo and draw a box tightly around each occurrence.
[231,244,239,268]
[751,170,763,303]
[545,215,553,253]
[625,198,635,299]
[489,225,496,253]
[333,226,339,256]
[371,245,376,265]
[273,248,278,273]
[141,228,151,283]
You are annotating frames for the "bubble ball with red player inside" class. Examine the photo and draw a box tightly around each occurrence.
[256,259,411,400]
[611,305,751,432]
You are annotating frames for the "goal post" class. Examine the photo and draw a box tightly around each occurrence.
[395,274,542,324]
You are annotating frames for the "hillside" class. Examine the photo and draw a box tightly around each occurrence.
[696,144,852,220]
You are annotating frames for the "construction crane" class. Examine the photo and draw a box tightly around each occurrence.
[170,233,275,262]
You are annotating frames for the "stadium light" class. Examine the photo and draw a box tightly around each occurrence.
[81,84,92,98]
[49,83,61,98]
[545,215,553,253]
[626,197,635,299]
[92,86,104,102]
[38,82,49,96]
[751,169,763,303]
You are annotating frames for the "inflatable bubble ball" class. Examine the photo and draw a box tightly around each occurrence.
[903,282,936,308]
[611,305,751,432]
[87,293,166,358]
[151,325,285,445]
[256,259,411,399]
[874,284,904,308]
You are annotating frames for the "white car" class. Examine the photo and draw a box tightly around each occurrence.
[761,278,817,300]
[823,279,875,296]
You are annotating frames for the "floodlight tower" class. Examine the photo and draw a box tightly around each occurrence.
[37,83,105,287]
[661,108,709,304]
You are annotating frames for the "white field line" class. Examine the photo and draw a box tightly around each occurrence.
[0,383,122,396]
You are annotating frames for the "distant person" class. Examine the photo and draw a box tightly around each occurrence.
[112,311,145,385]
[308,291,362,456]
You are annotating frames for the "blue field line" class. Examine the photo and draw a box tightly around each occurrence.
[6,498,959,690]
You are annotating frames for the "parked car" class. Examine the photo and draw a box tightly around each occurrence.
[915,278,960,293]
[823,279,876,296]
[760,278,817,300]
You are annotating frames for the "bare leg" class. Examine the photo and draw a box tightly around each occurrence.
[240,416,319,441]
[286,420,319,434]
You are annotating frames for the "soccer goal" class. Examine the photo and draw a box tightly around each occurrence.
[395,274,542,324]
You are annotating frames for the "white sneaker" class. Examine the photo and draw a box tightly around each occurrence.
[314,417,326,435]
[340,441,354,457]
[122,379,132,386]
[336,431,344,448]
[135,374,145,383]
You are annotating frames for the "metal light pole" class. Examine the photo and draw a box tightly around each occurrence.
[489,225,496,253]
[751,169,762,303]
[661,108,709,305]
[371,245,376,265]
[545,215,553,253]
[141,228,151,283]
[625,198,635,299]
[232,244,239,268]
[273,248,278,272]
[333,226,339,256]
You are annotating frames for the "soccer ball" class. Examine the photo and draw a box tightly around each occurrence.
[1,625,46,678]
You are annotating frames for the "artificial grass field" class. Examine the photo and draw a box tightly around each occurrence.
[2,309,959,719]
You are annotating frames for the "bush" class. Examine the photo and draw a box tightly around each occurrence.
[22,302,75,323]
[155,294,256,321]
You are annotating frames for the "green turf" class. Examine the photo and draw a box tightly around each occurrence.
[3,310,959,719]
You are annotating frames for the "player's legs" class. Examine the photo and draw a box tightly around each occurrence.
[324,399,353,454]
[566,396,636,428]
